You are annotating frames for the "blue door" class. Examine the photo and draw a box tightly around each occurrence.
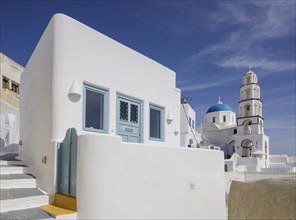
[117,96,142,143]
[57,128,77,196]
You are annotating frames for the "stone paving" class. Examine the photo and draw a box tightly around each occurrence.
[0,207,53,220]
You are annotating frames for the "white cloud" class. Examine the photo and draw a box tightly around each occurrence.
[190,1,295,72]
[216,55,296,72]
[180,74,241,92]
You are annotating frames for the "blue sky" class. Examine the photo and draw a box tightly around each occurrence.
[1,1,295,155]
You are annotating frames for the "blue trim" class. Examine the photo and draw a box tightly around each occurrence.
[116,95,142,143]
[149,104,164,142]
[83,84,108,133]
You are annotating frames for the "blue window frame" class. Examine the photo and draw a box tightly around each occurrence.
[83,84,108,133]
[149,105,164,141]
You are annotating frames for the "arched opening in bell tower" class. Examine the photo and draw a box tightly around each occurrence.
[243,120,252,134]
[241,139,253,157]
[244,104,251,116]
[246,76,251,84]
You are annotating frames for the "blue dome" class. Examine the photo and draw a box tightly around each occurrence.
[206,103,233,113]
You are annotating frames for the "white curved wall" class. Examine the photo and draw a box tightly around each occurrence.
[77,134,226,219]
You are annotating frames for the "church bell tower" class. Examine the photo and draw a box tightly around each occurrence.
[235,68,269,164]
[238,69,262,120]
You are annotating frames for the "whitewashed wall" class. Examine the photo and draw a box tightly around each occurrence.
[180,103,200,147]
[20,17,55,195]
[48,13,180,146]
[77,134,226,219]
[20,13,182,195]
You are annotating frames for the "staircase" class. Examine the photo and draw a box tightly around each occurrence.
[0,153,77,220]
[0,153,52,219]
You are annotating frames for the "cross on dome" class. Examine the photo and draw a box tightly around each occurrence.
[218,96,223,104]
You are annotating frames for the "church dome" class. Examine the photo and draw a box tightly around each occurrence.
[206,98,233,113]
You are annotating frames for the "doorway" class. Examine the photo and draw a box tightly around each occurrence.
[117,96,142,143]
[57,128,77,196]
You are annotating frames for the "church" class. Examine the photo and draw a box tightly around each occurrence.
[200,69,270,170]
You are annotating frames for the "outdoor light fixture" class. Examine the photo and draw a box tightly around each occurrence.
[174,125,179,135]
[166,109,173,124]
[68,79,82,102]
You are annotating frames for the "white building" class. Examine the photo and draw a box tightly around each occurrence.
[201,70,270,171]
[0,52,24,155]
[20,14,226,219]
[180,98,203,148]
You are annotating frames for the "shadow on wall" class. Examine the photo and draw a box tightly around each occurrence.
[0,137,19,156]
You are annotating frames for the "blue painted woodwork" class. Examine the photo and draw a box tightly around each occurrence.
[149,105,164,141]
[83,84,108,133]
[57,128,77,196]
[117,96,142,143]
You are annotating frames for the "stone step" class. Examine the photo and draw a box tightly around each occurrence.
[0,188,50,213]
[0,164,28,174]
[40,193,77,219]
[0,174,37,189]
[0,160,25,166]
[0,207,54,220]
[40,205,77,219]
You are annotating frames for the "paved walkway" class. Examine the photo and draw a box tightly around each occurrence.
[0,174,34,180]
[0,153,20,161]
[0,188,45,200]
[0,207,53,220]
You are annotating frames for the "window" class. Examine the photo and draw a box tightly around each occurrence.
[192,120,195,129]
[150,105,164,141]
[212,117,215,123]
[12,81,19,94]
[83,85,108,133]
[223,115,226,122]
[189,117,191,126]
[2,76,9,89]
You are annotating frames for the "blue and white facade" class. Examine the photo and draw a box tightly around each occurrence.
[20,14,226,219]
[202,70,269,170]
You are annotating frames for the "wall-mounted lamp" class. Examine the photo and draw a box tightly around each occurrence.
[166,110,173,124]
[68,79,82,102]
[174,126,179,135]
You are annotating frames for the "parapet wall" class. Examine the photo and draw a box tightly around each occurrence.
[77,134,226,219]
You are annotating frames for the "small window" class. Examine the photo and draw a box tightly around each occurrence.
[150,105,164,141]
[83,85,108,133]
[223,115,226,122]
[213,117,215,123]
[2,76,9,89]
[11,81,20,94]
[189,117,191,126]
[192,120,195,129]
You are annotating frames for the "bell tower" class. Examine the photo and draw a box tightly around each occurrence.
[238,68,262,119]
[235,68,269,165]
